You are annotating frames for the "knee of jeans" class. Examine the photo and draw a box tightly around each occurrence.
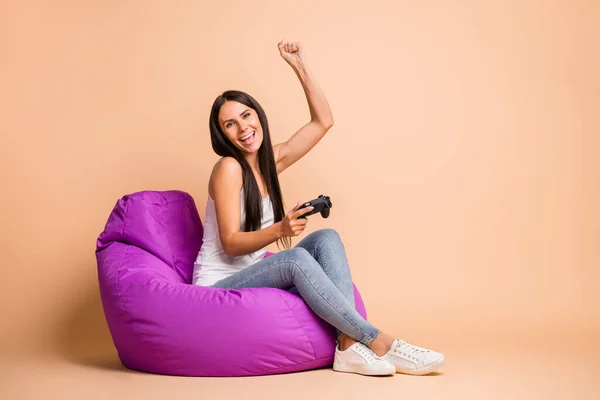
[315,228,342,244]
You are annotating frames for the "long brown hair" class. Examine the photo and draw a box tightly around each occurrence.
[209,90,291,251]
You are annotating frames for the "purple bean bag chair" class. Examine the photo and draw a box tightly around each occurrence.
[95,190,368,377]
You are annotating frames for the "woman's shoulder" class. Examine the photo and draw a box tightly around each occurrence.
[209,157,243,198]
[212,156,242,175]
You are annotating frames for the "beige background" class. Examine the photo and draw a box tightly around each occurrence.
[1,0,598,398]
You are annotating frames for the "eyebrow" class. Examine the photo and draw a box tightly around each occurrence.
[222,109,250,124]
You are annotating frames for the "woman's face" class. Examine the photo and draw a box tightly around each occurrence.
[218,101,264,154]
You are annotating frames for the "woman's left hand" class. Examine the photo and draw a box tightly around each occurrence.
[277,39,305,68]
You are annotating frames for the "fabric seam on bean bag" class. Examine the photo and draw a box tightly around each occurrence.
[277,292,317,360]
[117,200,153,359]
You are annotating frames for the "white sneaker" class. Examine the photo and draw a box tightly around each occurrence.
[381,339,445,375]
[333,342,396,376]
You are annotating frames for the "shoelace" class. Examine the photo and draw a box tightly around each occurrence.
[355,344,380,362]
[393,340,429,360]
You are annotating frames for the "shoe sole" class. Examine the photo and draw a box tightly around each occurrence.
[333,363,396,376]
[395,354,445,375]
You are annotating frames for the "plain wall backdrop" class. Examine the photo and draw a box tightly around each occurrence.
[1,0,598,362]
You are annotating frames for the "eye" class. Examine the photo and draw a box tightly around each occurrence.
[225,121,234,128]
[243,112,250,118]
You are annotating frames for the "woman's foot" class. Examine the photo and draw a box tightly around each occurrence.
[380,339,445,375]
[333,342,396,376]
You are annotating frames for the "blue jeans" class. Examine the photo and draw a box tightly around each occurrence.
[212,229,381,346]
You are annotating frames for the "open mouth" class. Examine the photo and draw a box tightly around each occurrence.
[240,131,256,146]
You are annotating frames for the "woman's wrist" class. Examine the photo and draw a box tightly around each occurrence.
[291,61,308,74]
[270,221,284,239]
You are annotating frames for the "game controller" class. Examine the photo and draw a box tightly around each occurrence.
[297,195,332,218]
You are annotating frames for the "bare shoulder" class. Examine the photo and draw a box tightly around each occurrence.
[273,143,283,162]
[213,156,242,176]
[272,143,285,174]
[209,157,243,199]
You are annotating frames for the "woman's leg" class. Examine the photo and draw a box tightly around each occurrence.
[212,246,380,346]
[295,229,355,341]
[212,235,445,375]
[296,229,354,305]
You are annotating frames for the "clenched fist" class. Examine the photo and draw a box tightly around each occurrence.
[277,39,305,68]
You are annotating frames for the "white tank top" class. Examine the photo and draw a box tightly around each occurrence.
[192,189,274,286]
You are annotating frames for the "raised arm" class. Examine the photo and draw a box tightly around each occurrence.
[274,40,334,174]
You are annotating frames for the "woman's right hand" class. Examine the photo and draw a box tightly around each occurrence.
[278,202,314,237]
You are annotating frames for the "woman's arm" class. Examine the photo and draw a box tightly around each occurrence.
[211,158,283,257]
[274,40,334,174]
[225,224,283,257]
[211,157,311,257]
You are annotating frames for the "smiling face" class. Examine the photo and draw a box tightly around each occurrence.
[218,101,264,155]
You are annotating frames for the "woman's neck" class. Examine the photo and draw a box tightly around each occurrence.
[244,153,260,171]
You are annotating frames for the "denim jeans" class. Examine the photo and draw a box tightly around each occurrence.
[212,228,381,346]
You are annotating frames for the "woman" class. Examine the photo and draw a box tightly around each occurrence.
[192,40,445,376]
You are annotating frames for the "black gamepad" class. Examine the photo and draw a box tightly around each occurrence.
[298,195,332,218]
